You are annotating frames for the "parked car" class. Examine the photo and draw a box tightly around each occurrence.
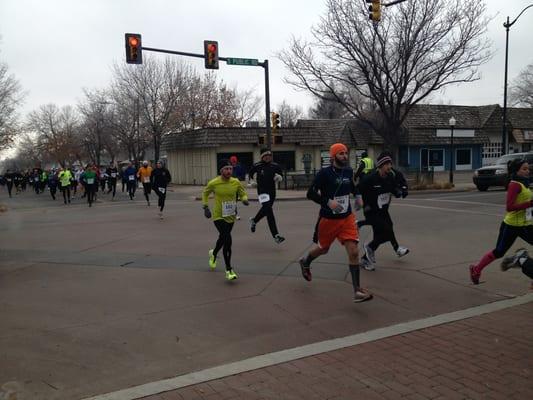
[473,152,533,191]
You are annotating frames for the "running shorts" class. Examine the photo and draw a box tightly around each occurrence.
[317,213,359,249]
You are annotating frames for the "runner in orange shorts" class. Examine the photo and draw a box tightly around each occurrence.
[299,143,373,303]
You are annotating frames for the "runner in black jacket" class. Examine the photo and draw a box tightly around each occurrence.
[356,152,409,271]
[248,149,285,243]
[151,161,172,219]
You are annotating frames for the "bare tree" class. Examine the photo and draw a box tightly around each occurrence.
[26,104,80,167]
[277,100,303,127]
[234,88,262,127]
[510,63,533,108]
[112,57,189,162]
[308,84,350,120]
[0,61,25,150]
[279,0,492,150]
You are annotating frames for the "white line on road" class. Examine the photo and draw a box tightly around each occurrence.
[395,202,502,217]
[81,293,533,400]
[409,198,503,207]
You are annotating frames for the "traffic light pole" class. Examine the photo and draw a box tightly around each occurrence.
[261,60,272,151]
[140,45,272,150]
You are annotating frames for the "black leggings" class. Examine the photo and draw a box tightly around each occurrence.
[492,223,533,258]
[6,183,13,197]
[108,179,117,197]
[142,182,152,202]
[154,187,167,211]
[127,181,136,198]
[253,194,279,237]
[366,209,399,252]
[61,185,70,203]
[213,220,234,271]
[86,184,96,205]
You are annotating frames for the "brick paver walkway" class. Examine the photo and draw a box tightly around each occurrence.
[141,302,532,400]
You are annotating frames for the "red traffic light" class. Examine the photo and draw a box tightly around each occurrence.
[204,40,219,70]
[125,33,142,64]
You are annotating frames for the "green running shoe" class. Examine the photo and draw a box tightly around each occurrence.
[225,269,238,281]
[208,249,217,270]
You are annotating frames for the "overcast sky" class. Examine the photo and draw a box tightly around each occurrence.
[1,0,533,118]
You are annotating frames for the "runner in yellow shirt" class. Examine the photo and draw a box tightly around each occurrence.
[202,159,249,281]
[137,161,153,206]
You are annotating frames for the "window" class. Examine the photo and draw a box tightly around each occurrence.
[482,142,502,159]
[273,151,295,171]
[455,148,471,170]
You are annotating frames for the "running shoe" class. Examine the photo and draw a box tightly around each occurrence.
[225,269,238,281]
[236,215,241,220]
[469,264,480,285]
[274,234,285,244]
[353,288,373,303]
[208,249,217,270]
[299,257,312,281]
[501,248,528,271]
[158,212,164,220]
[396,246,410,257]
[360,254,375,271]
[364,243,376,263]
[249,217,256,233]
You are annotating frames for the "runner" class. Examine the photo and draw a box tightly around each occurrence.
[4,169,15,198]
[202,159,249,281]
[58,167,73,204]
[501,248,533,283]
[151,160,172,219]
[124,161,137,200]
[71,167,80,199]
[248,149,285,244]
[106,162,119,199]
[353,151,374,182]
[299,143,372,303]
[469,158,533,284]
[137,160,153,206]
[48,169,59,201]
[357,152,409,271]
[82,164,97,207]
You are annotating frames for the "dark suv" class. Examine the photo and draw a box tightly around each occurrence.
[473,152,533,191]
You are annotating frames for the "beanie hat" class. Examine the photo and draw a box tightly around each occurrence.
[218,158,232,172]
[376,152,393,168]
[260,148,272,159]
[229,155,238,164]
[329,143,348,159]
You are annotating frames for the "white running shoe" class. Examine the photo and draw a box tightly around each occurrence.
[396,246,410,257]
[364,243,376,263]
[360,255,375,271]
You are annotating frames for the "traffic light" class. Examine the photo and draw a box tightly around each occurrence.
[204,40,219,70]
[125,33,142,64]
[368,0,381,22]
[271,112,280,132]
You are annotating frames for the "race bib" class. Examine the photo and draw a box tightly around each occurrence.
[111,173,117,178]
[128,175,135,181]
[158,187,166,194]
[143,177,150,183]
[86,178,95,184]
[333,195,349,214]
[6,178,11,182]
[258,193,270,204]
[526,207,532,221]
[34,177,39,182]
[222,201,237,217]
[377,193,391,209]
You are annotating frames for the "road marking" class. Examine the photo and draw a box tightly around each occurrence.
[409,198,503,207]
[82,293,533,400]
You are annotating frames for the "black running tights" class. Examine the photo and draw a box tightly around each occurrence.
[213,220,234,271]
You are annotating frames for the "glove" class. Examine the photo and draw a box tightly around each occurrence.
[203,206,212,219]
[327,199,344,213]
[274,173,283,183]
[394,189,402,199]
[401,187,408,198]
[242,200,249,206]
[354,195,363,211]
[247,181,257,188]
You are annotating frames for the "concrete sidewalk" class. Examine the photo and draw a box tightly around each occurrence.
[106,296,533,400]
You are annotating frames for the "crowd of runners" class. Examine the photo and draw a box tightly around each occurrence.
[2,142,532,299]
[0,160,172,216]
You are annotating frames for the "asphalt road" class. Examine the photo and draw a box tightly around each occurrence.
[0,186,530,400]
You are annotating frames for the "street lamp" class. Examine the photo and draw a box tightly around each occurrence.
[502,4,533,155]
[449,116,456,185]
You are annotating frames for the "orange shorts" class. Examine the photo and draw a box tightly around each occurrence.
[317,213,359,249]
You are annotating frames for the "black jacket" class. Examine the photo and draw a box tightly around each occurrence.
[248,161,283,194]
[151,167,172,188]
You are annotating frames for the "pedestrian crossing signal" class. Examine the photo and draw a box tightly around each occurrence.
[125,33,142,64]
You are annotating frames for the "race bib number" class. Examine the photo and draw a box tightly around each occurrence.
[158,187,166,194]
[258,193,270,204]
[222,201,236,217]
[333,195,349,214]
[143,177,150,183]
[128,175,135,181]
[526,207,532,221]
[86,178,95,185]
[6,178,11,182]
[111,173,117,178]
[34,177,39,182]
[377,193,391,209]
